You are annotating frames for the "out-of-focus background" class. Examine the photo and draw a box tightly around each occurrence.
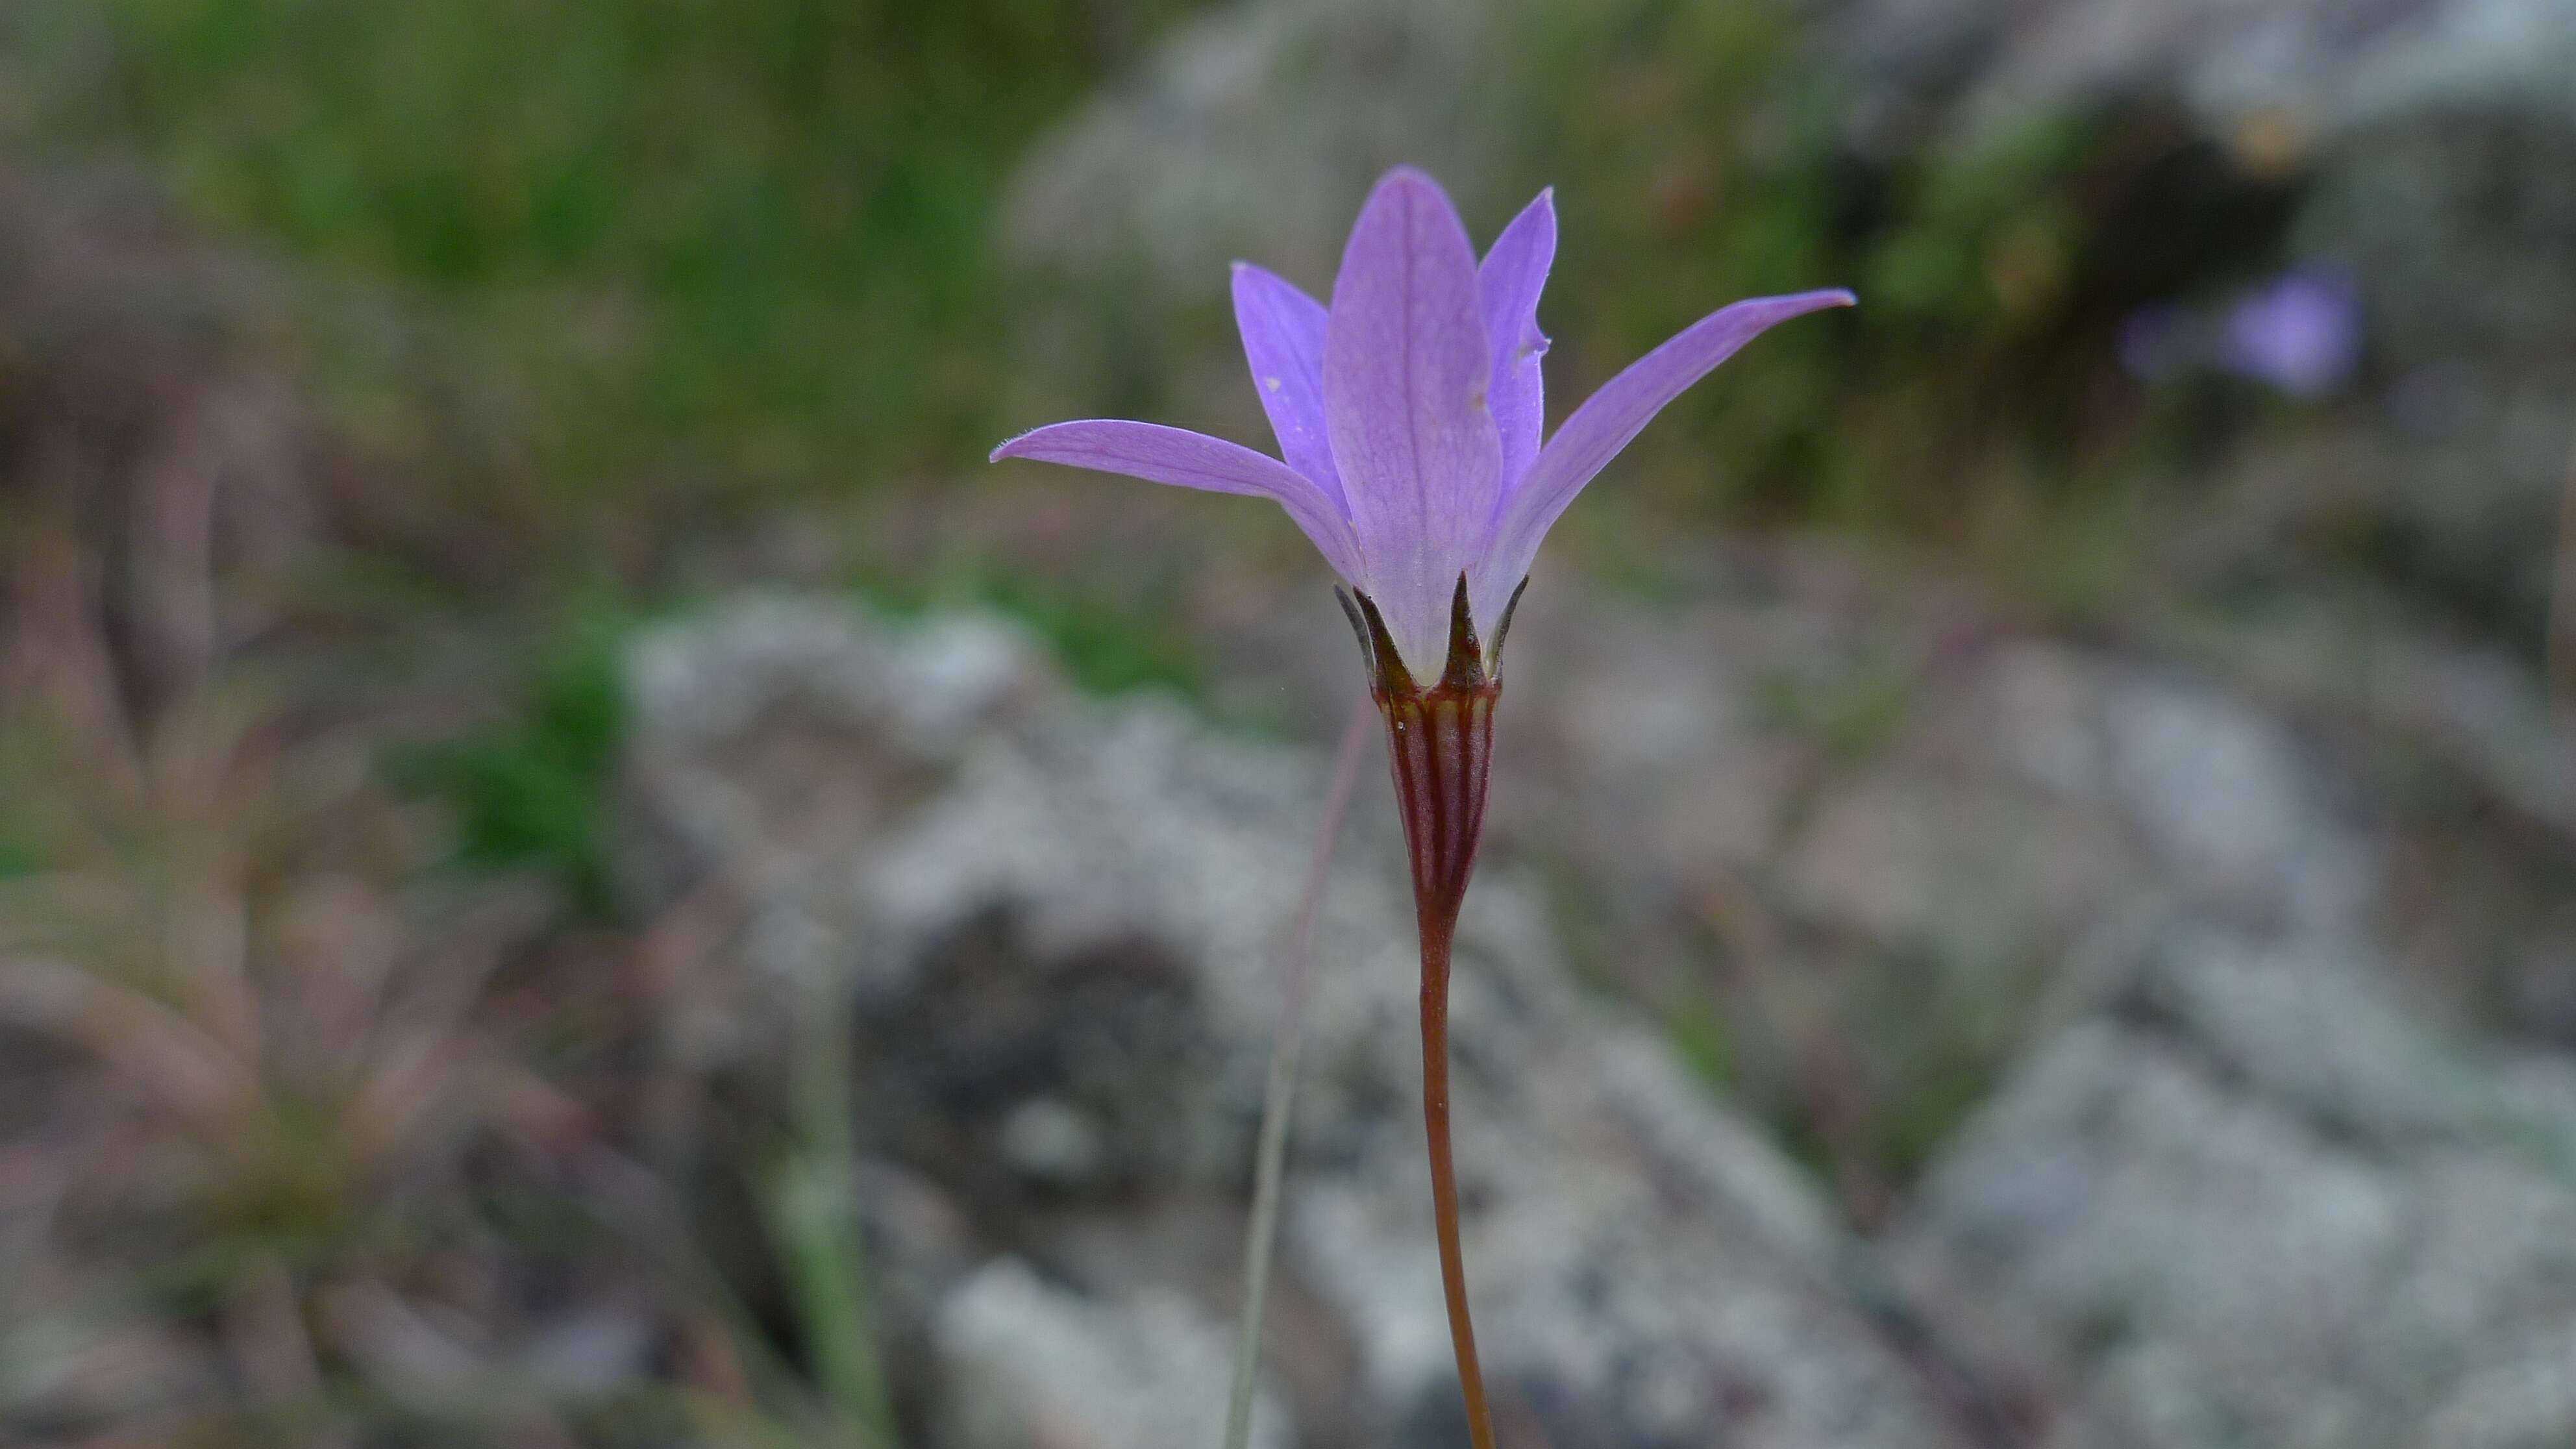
[6,0,2575,1444]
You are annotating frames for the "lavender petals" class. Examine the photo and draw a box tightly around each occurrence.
[993,420,1361,583]
[1476,288,1853,629]
[994,166,1853,673]
[1324,168,1502,681]
[1478,190,1555,493]
[1232,263,1346,498]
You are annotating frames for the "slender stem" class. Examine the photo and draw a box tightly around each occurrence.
[2550,436,2576,727]
[778,969,894,1447]
[1223,700,1376,1449]
[1351,578,1503,1449]
[1418,913,1497,1449]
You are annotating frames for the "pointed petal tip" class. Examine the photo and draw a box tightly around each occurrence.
[990,427,1058,464]
[1228,259,1287,291]
[1750,287,1861,323]
[1755,288,1859,316]
[1367,164,1457,209]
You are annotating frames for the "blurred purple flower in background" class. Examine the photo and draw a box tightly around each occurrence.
[2221,267,2361,399]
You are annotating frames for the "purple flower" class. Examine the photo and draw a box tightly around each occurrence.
[995,169,1851,1449]
[2222,268,2361,399]
[992,167,1853,682]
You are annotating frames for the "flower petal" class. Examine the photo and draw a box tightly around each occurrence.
[1324,167,1502,680]
[1475,288,1853,630]
[992,420,1361,582]
[1231,263,1344,500]
[1479,188,1555,492]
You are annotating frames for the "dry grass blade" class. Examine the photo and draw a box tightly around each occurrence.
[0,953,260,1132]
[2551,438,2576,729]
[1222,698,1374,1449]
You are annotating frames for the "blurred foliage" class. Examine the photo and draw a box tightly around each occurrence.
[8,0,2310,604]
[1497,0,1866,517]
[0,828,41,880]
[1753,649,1918,769]
[18,0,1209,523]
[0,680,915,1444]
[1493,0,2300,554]
[856,554,1209,699]
[384,592,635,914]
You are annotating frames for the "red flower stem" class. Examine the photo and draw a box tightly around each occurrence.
[1418,908,1496,1449]
[1352,577,1509,1449]
[1376,673,1500,1449]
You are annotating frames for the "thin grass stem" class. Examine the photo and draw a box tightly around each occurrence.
[1222,698,1375,1449]
[775,967,895,1447]
[2550,438,2576,727]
